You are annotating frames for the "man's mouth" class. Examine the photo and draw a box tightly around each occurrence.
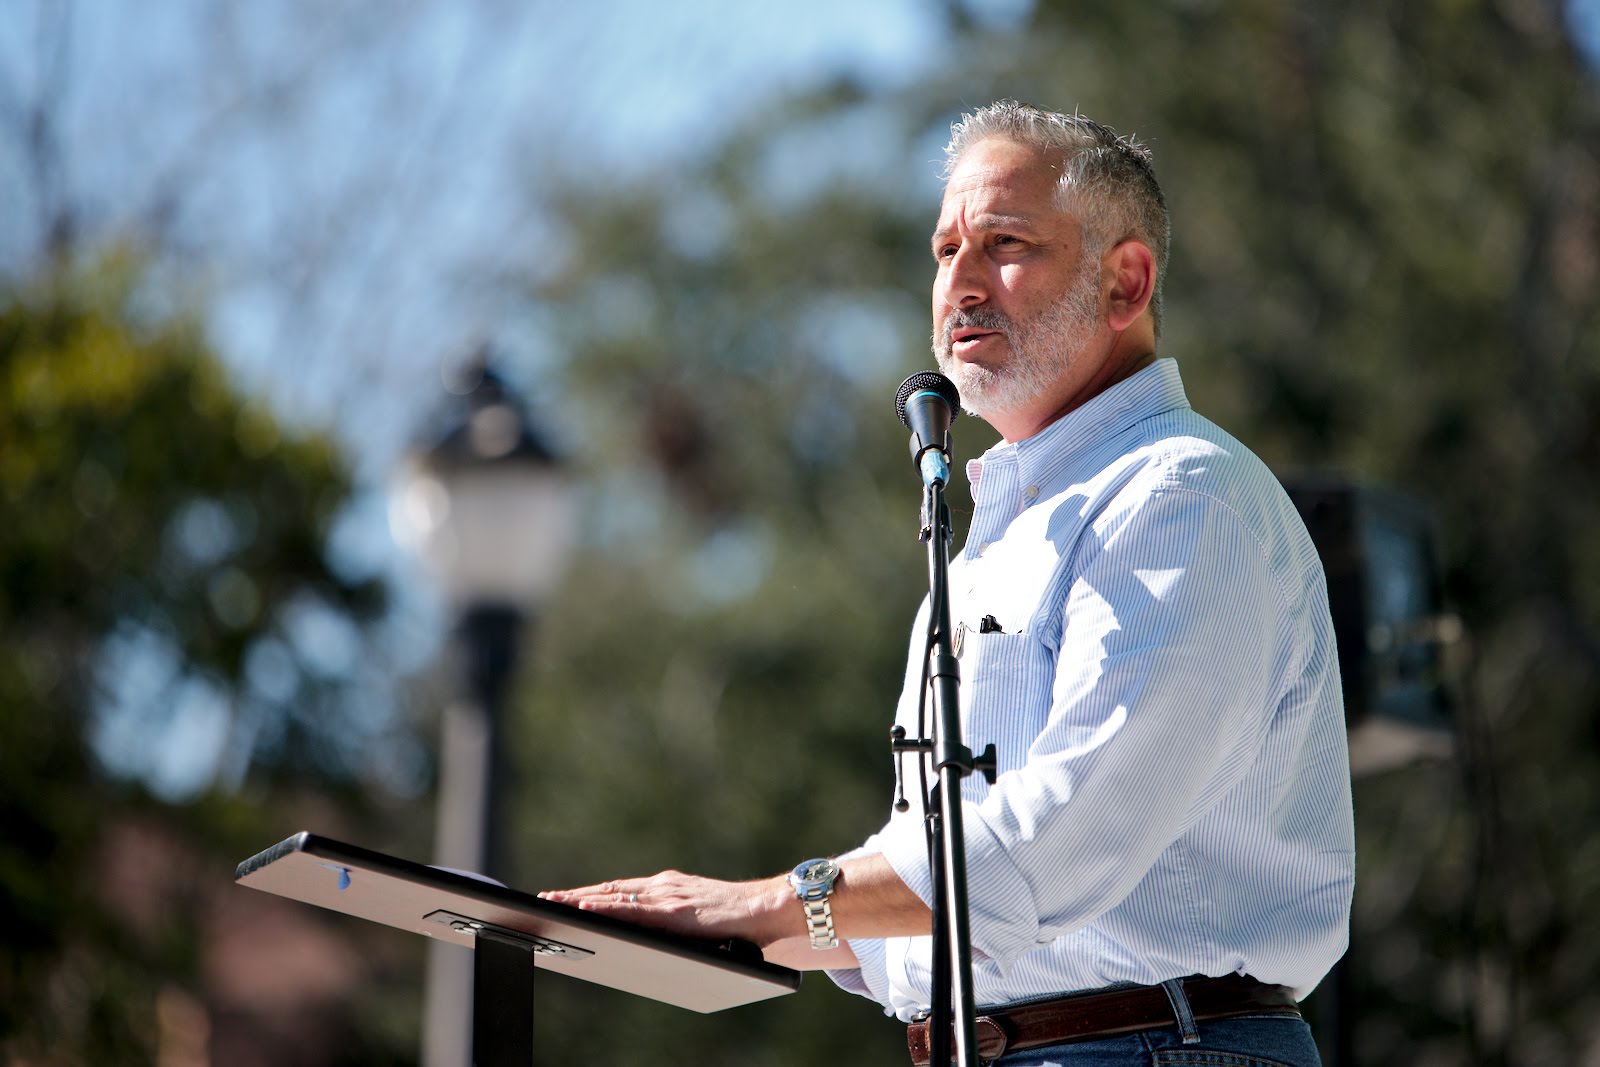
[950,327,1003,355]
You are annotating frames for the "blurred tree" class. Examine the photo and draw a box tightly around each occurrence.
[485,2,1599,1065]
[0,253,424,1065]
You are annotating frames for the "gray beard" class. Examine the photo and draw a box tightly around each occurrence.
[932,271,1101,422]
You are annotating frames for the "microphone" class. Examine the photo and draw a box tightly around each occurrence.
[895,371,962,487]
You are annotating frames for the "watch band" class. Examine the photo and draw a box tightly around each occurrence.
[800,894,837,950]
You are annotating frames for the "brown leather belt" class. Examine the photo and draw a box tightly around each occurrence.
[906,974,1299,1065]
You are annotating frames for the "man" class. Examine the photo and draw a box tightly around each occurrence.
[544,102,1354,1066]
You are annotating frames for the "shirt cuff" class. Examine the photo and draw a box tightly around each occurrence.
[818,842,892,1007]
[824,936,893,1010]
[875,799,1042,969]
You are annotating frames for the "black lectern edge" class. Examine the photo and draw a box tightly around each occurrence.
[234,831,796,984]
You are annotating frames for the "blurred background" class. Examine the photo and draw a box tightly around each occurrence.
[2,0,1598,1064]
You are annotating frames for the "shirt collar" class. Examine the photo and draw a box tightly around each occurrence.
[966,358,1190,494]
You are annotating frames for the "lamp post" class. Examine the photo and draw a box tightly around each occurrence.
[391,358,575,1067]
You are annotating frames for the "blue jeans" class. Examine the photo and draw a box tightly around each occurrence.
[991,1014,1320,1067]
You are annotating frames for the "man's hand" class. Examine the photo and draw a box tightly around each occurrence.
[539,854,929,971]
[539,869,856,970]
[539,869,793,945]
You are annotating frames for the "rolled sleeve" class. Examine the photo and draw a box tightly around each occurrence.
[826,936,888,1006]
[872,800,1044,969]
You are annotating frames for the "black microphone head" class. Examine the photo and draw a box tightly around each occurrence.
[895,371,962,428]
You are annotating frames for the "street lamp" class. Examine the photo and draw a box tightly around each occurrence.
[391,357,576,1067]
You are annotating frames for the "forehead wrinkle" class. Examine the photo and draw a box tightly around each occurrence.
[931,212,1043,244]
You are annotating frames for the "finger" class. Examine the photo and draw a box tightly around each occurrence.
[574,897,635,913]
[536,883,610,903]
[537,879,643,905]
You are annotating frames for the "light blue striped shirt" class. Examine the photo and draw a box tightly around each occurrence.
[829,358,1354,1021]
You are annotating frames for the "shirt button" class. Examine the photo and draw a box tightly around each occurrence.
[1023,484,1040,502]
[977,541,991,555]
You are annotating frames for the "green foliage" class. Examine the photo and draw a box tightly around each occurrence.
[0,254,416,1064]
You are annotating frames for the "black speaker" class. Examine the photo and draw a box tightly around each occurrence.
[1282,477,1456,774]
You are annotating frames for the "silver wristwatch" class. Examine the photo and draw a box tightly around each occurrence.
[788,857,841,950]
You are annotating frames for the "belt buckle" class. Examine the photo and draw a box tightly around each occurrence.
[975,1016,1009,1064]
[904,1014,1008,1066]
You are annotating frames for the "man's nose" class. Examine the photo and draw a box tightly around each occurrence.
[938,244,988,308]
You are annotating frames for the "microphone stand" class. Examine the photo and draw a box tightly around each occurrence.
[893,457,998,1067]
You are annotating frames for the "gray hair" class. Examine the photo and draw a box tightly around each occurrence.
[944,101,1171,338]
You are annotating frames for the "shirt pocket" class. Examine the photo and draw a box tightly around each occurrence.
[957,630,1055,793]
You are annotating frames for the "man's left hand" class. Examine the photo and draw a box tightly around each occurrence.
[539,869,788,942]
[539,869,861,970]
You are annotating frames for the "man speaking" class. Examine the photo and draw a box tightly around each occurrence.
[545,101,1354,1067]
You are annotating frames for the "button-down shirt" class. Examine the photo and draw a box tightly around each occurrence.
[828,359,1354,1021]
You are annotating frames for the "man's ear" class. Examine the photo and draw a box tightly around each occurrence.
[1103,239,1156,332]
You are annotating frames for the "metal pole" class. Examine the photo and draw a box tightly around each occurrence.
[421,604,525,1067]
[922,479,982,1067]
[459,605,525,880]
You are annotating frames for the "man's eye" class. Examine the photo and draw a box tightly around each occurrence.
[935,245,957,260]
[994,234,1020,246]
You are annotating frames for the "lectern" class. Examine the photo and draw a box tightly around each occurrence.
[236,833,801,1065]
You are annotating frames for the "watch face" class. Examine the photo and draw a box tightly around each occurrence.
[801,859,832,881]
[794,857,838,887]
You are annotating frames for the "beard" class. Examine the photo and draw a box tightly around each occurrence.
[932,265,1102,421]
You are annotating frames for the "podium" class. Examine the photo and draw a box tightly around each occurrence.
[236,832,801,1065]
